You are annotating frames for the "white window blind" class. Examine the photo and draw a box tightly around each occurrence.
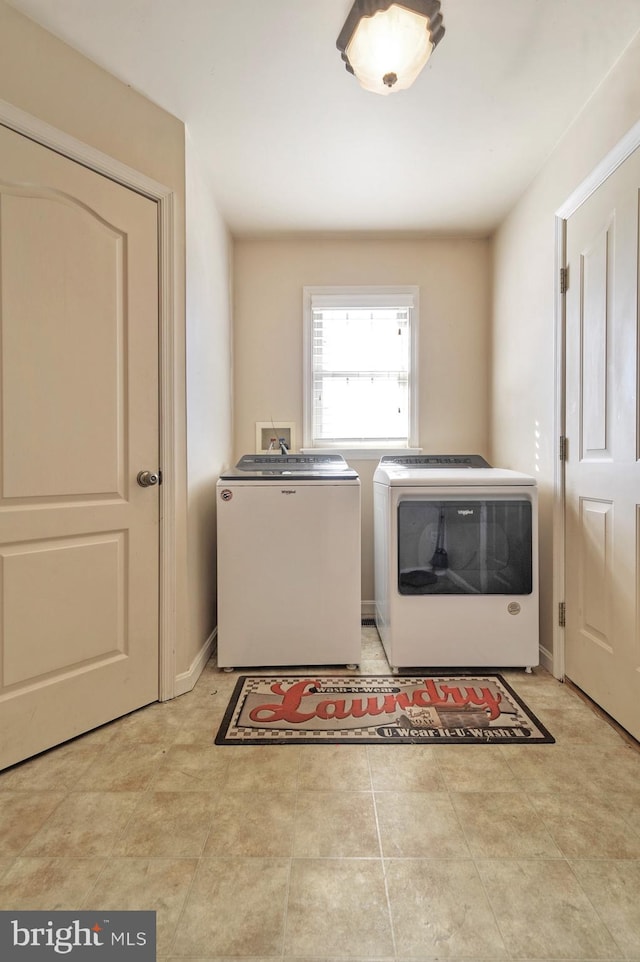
[303,287,418,448]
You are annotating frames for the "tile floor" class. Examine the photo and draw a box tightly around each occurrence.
[1,627,639,960]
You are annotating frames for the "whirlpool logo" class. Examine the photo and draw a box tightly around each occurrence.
[0,911,156,959]
[457,509,475,517]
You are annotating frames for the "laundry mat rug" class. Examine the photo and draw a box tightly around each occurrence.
[214,674,554,745]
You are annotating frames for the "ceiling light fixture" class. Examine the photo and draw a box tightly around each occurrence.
[336,0,445,95]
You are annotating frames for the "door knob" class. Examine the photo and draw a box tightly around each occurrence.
[137,470,160,487]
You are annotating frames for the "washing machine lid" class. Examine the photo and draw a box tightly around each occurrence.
[219,453,359,480]
[374,454,536,486]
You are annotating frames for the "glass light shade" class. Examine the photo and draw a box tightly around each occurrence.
[346,4,434,95]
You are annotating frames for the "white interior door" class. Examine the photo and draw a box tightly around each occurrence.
[564,145,640,740]
[0,124,160,769]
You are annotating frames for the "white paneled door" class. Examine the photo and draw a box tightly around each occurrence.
[564,145,640,741]
[0,125,160,769]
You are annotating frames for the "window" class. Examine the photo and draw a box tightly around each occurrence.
[303,286,419,450]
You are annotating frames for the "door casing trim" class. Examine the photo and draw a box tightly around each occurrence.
[553,117,640,680]
[0,98,179,701]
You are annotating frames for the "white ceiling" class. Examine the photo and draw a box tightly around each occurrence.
[7,0,640,235]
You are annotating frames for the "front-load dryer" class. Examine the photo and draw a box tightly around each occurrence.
[373,455,538,670]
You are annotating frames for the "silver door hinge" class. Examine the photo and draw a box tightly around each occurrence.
[558,601,566,627]
[560,267,568,294]
[559,436,568,461]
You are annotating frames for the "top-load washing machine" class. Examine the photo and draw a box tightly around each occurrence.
[216,453,361,669]
[374,455,538,670]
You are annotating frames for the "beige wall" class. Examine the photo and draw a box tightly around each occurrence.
[0,3,184,192]
[492,30,640,669]
[0,1,233,686]
[185,134,233,671]
[233,235,492,603]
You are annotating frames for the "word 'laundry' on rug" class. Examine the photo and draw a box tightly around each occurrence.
[215,673,554,745]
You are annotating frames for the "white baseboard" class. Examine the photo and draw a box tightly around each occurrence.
[539,643,554,676]
[173,628,217,698]
[361,600,375,619]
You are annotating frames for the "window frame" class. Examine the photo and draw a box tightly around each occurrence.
[302,285,420,454]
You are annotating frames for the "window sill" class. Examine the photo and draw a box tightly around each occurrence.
[300,447,422,461]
